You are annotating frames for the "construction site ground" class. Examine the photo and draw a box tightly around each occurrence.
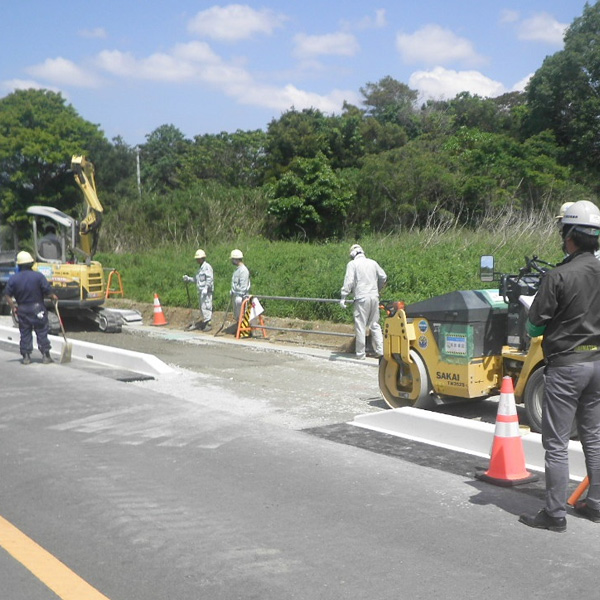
[101,297,358,353]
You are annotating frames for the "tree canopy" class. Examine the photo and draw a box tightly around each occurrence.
[1,2,599,247]
[0,89,106,232]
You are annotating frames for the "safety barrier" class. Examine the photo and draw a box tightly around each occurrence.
[235,294,354,340]
[105,268,124,299]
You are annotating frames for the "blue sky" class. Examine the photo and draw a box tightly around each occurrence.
[0,1,587,146]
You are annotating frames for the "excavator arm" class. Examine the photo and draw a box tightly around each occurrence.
[71,155,103,259]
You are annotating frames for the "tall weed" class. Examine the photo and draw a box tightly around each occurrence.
[97,212,564,323]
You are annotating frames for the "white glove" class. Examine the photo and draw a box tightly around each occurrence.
[339,299,346,308]
[183,275,194,283]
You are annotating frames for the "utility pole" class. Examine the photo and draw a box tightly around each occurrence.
[135,146,141,199]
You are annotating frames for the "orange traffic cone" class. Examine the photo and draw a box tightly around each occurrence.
[152,293,168,326]
[476,376,538,487]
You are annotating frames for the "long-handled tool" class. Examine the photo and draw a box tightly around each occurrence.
[184,280,197,330]
[55,301,72,363]
[213,297,233,337]
[567,476,589,507]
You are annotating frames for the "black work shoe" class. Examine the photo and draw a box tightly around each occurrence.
[574,500,600,523]
[42,352,53,364]
[22,354,31,365]
[519,509,566,532]
[203,322,212,332]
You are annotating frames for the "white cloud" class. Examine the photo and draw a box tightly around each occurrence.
[512,73,532,92]
[235,82,358,113]
[187,4,286,42]
[1,79,63,95]
[25,57,103,88]
[396,24,485,67]
[172,41,221,64]
[78,27,107,39]
[517,13,567,45]
[409,66,506,100]
[92,42,355,115]
[19,28,356,120]
[346,9,387,30]
[293,32,359,59]
[500,10,519,24]
[95,43,250,86]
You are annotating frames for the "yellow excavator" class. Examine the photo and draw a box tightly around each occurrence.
[378,256,551,433]
[26,155,123,332]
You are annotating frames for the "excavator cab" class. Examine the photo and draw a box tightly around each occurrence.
[24,167,122,332]
[28,206,76,264]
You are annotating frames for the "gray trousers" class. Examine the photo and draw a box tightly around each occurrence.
[543,361,600,517]
[197,290,212,322]
[353,296,383,359]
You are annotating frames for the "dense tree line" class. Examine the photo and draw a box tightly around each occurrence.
[1,2,600,248]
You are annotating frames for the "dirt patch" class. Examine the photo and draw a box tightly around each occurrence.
[105,297,356,352]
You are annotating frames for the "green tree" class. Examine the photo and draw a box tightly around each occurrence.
[267,152,354,239]
[526,2,600,178]
[444,127,574,214]
[181,129,267,188]
[360,76,420,137]
[264,108,333,180]
[0,88,106,231]
[354,136,460,233]
[140,124,190,192]
[91,136,138,210]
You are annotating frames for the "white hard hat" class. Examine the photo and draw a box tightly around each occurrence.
[16,251,34,265]
[555,201,574,220]
[562,200,600,236]
[194,248,206,259]
[349,244,364,258]
[230,249,243,260]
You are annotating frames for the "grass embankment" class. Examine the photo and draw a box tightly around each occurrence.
[97,216,563,324]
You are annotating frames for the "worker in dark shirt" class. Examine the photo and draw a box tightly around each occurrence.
[3,251,58,364]
[519,200,600,532]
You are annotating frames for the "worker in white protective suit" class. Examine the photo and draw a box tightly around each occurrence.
[230,249,251,322]
[340,244,387,360]
[183,249,214,331]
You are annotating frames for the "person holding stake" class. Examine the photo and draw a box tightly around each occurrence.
[183,248,214,331]
[230,249,250,323]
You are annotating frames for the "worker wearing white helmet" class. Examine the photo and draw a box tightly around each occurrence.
[3,251,58,364]
[340,244,387,360]
[554,201,574,221]
[520,200,600,532]
[183,249,214,331]
[230,249,250,322]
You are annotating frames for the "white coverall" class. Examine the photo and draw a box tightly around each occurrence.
[190,262,214,323]
[231,263,251,321]
[341,254,387,359]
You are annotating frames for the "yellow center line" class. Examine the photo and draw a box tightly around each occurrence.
[0,514,110,600]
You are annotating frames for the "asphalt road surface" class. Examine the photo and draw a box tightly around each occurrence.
[1,324,599,600]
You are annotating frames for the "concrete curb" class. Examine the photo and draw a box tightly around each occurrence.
[351,407,587,481]
[0,325,174,378]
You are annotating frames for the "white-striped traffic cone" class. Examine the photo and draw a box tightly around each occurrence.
[476,376,538,486]
[152,293,168,326]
